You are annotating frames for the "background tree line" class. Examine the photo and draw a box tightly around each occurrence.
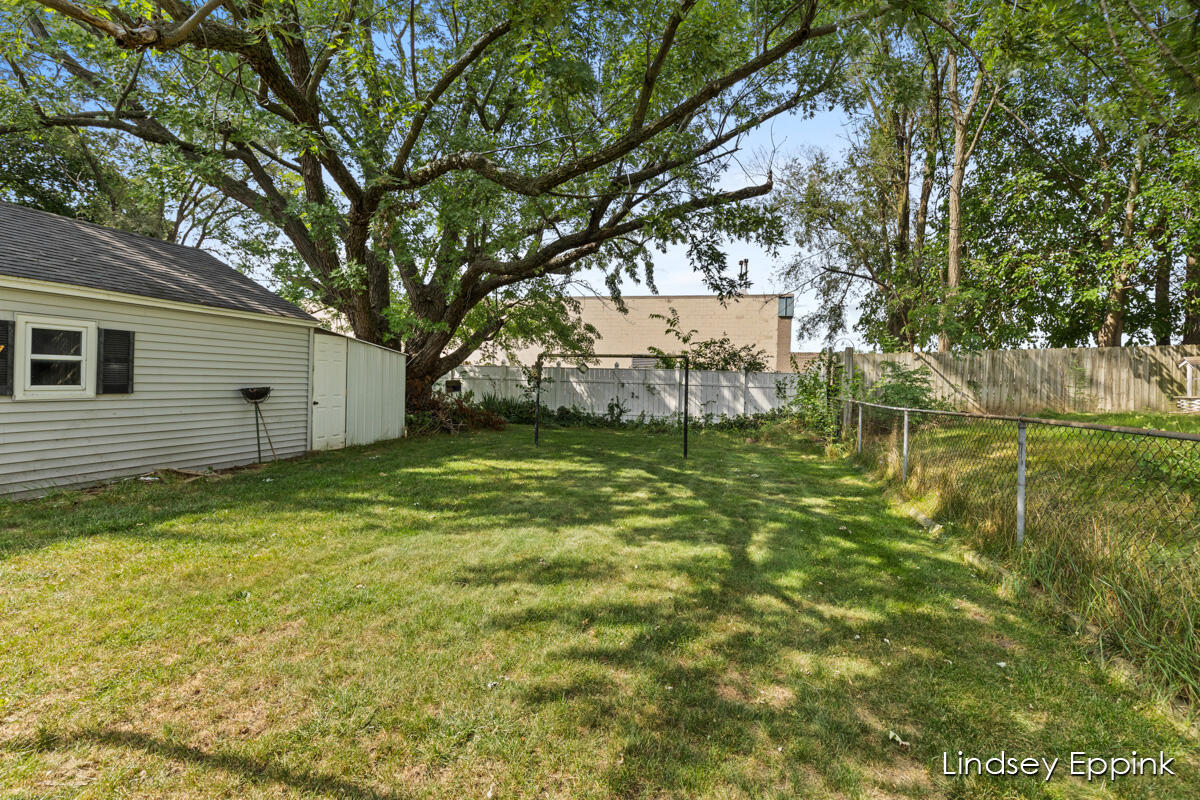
[778,0,1200,352]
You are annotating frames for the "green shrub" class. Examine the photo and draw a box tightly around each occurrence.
[864,361,941,409]
[777,355,846,443]
[476,393,788,433]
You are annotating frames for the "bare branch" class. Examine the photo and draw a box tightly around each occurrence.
[384,18,512,187]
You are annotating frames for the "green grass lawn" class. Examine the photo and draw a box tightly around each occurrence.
[1,427,1197,799]
[1034,410,1200,435]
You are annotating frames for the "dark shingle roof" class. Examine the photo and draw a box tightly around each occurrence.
[0,202,314,321]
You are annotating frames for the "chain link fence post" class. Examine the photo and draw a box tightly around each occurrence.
[1016,420,1027,548]
[902,410,909,482]
[857,403,863,454]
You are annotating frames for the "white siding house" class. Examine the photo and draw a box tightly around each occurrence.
[0,203,406,498]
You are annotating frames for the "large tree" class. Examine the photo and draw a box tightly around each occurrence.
[1,0,884,401]
[778,15,951,352]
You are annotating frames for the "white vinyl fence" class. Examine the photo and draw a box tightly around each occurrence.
[439,365,798,421]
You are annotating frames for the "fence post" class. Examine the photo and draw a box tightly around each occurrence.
[856,403,863,454]
[1016,420,1027,547]
[743,369,750,416]
[902,410,909,482]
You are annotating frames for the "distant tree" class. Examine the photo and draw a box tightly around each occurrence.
[0,127,244,247]
[776,16,953,352]
[778,0,1200,350]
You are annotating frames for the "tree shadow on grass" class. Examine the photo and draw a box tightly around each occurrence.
[3,427,1197,798]
[451,432,1198,797]
[14,727,411,800]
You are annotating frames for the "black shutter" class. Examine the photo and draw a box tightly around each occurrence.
[0,320,12,396]
[97,328,134,394]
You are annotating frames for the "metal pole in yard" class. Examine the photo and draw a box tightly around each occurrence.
[534,358,543,448]
[1016,420,1027,547]
[254,403,263,464]
[842,346,853,433]
[857,403,863,454]
[683,356,689,459]
[825,348,833,437]
[902,410,909,482]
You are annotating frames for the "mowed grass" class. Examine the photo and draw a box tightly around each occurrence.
[0,428,1197,799]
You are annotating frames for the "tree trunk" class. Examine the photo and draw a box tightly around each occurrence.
[940,131,967,353]
[1096,282,1129,347]
[913,57,941,259]
[886,307,908,350]
[406,373,437,410]
[939,52,986,353]
[1097,147,1144,348]
[892,109,912,260]
[1184,253,1200,344]
[1152,229,1172,346]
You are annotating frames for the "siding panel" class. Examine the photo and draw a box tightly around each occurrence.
[345,339,406,446]
[0,287,312,497]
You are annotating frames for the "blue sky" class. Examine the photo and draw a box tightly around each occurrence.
[574,106,858,351]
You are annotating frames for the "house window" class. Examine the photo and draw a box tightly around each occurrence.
[778,296,795,318]
[15,315,97,400]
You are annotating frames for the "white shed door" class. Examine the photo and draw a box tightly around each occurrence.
[312,335,348,450]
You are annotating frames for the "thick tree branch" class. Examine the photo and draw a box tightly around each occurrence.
[470,178,774,293]
[32,0,234,49]
[383,18,513,191]
[383,4,886,196]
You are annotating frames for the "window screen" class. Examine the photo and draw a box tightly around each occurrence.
[98,329,135,394]
[0,320,12,396]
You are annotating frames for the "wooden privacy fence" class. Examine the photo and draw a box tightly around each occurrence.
[851,344,1200,414]
[440,365,797,420]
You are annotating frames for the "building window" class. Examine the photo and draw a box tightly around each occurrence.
[778,296,795,318]
[15,315,97,400]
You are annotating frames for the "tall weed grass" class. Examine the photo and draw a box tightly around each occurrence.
[855,408,1200,703]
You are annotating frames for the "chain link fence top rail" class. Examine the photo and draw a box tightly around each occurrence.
[846,399,1200,699]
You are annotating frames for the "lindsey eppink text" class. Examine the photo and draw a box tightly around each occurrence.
[942,751,1176,782]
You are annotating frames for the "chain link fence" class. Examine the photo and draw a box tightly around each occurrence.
[848,399,1200,700]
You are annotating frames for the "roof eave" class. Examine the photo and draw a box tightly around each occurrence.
[0,274,320,327]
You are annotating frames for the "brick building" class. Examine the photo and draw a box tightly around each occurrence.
[477,293,818,372]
